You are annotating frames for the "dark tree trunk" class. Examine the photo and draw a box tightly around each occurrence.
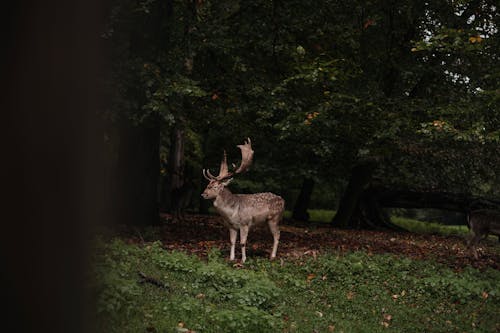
[116,120,160,226]
[292,178,315,221]
[331,161,377,228]
[199,127,210,214]
[164,126,185,212]
[334,184,500,230]
[354,188,405,230]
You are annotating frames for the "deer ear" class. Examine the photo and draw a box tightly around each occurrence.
[221,178,233,186]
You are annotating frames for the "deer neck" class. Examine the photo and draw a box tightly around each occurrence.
[213,188,239,215]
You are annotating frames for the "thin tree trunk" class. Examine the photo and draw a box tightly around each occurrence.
[292,178,315,221]
[166,126,185,212]
[199,127,210,214]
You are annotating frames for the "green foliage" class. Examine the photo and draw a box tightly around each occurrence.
[92,239,283,333]
[103,0,500,215]
[92,237,500,333]
[412,27,485,53]
[91,239,143,325]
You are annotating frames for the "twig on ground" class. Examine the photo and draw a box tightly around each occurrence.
[138,271,169,289]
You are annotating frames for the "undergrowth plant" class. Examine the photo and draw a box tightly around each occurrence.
[91,238,500,333]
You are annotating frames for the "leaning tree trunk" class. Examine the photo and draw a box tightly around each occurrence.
[336,185,500,230]
[292,178,315,221]
[371,187,500,212]
[331,161,377,228]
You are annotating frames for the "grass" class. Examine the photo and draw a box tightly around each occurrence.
[284,209,336,223]
[391,216,470,236]
[286,209,475,237]
[92,238,500,333]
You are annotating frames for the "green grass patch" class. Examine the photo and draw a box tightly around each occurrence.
[284,209,336,223]
[92,238,500,333]
[285,209,471,237]
[391,216,469,236]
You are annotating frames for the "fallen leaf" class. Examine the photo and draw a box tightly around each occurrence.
[364,18,376,29]
[469,36,482,43]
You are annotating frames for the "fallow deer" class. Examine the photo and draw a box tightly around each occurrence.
[201,138,284,263]
[466,209,500,259]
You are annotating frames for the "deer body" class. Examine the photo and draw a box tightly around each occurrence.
[467,209,500,259]
[213,190,283,228]
[202,138,284,263]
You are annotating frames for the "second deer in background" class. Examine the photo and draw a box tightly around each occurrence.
[466,209,500,259]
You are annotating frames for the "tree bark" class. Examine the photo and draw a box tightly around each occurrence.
[198,127,210,214]
[331,161,377,228]
[292,178,315,221]
[164,126,185,212]
[335,185,500,230]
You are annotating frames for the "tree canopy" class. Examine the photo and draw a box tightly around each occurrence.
[102,0,500,227]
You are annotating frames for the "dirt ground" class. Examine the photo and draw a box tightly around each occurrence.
[129,214,500,271]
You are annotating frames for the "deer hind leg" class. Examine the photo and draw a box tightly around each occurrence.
[229,228,237,261]
[267,215,281,260]
[239,225,249,263]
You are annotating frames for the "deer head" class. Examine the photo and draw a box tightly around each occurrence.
[201,138,254,200]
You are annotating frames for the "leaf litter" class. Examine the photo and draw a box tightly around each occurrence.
[123,214,499,271]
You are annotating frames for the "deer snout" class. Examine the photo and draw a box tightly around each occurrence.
[201,192,209,199]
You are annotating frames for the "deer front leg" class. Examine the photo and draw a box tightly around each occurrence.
[229,228,237,261]
[268,217,280,260]
[239,225,249,263]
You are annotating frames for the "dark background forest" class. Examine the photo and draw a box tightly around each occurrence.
[101,0,499,228]
[2,0,499,332]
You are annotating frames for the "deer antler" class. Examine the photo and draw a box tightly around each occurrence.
[202,169,214,181]
[205,138,254,181]
[234,138,254,174]
[216,150,232,180]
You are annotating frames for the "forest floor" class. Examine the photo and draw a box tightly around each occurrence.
[126,213,500,271]
[95,213,500,333]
